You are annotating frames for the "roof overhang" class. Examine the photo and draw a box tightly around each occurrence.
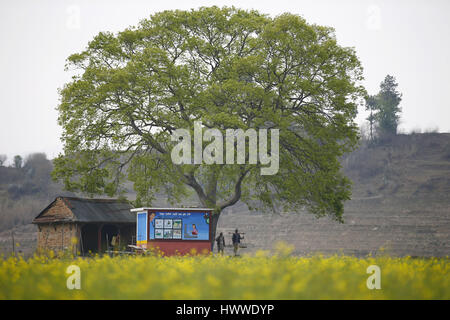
[32,218,75,224]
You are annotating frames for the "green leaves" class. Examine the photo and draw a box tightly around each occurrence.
[54,6,365,222]
[365,75,402,139]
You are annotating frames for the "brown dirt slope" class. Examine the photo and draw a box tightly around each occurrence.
[217,133,450,257]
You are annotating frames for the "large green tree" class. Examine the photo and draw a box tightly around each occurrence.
[53,7,365,247]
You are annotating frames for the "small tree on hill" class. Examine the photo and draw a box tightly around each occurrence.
[13,155,23,169]
[365,75,402,142]
[0,154,6,166]
[375,75,402,137]
[365,95,377,142]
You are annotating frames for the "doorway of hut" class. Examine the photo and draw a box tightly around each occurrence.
[80,224,99,255]
[101,224,119,252]
[80,224,120,255]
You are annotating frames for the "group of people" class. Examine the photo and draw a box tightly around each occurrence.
[215,229,244,256]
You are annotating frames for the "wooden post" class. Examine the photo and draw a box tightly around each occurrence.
[97,224,104,253]
[118,226,121,251]
[106,233,109,254]
[79,225,84,256]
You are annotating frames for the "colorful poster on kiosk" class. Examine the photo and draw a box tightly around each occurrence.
[148,211,210,241]
[136,212,147,245]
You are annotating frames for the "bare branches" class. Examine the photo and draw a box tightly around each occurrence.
[128,114,167,155]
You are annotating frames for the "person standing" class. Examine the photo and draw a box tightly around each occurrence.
[216,232,225,255]
[232,229,244,256]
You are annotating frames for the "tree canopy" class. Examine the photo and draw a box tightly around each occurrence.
[13,155,22,169]
[53,6,365,240]
[377,75,402,135]
[365,75,402,140]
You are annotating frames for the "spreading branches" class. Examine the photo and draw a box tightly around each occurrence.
[54,6,364,223]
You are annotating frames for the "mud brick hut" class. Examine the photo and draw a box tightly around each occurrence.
[32,197,135,255]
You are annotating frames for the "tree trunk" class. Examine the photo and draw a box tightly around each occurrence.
[210,212,221,252]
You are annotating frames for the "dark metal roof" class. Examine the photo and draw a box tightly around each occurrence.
[33,197,135,224]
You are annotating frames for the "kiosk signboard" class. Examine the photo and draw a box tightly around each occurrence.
[148,211,210,241]
[134,208,212,255]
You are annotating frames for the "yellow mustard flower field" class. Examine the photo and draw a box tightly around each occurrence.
[0,249,448,300]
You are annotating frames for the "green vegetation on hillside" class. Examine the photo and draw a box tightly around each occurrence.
[0,153,73,232]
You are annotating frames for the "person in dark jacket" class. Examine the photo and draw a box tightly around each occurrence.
[232,229,244,256]
[216,232,225,255]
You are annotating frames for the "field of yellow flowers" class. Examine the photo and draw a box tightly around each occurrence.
[0,249,448,299]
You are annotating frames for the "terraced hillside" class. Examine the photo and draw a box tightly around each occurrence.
[217,133,450,257]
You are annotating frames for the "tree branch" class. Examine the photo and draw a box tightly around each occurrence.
[218,167,251,211]
[183,171,209,206]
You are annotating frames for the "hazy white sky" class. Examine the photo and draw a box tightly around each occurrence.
[1,0,449,162]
